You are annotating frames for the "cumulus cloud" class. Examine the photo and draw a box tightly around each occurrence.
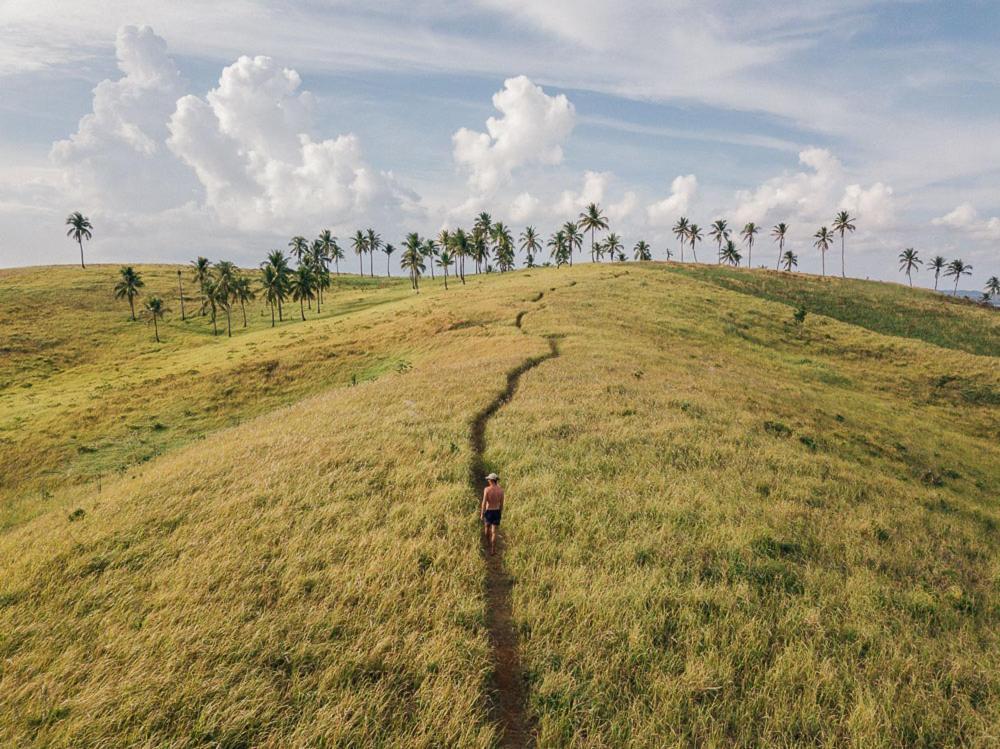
[733,148,894,228]
[509,191,540,222]
[50,25,196,212]
[168,54,413,232]
[932,203,1000,239]
[646,174,697,225]
[555,170,608,215]
[453,75,575,193]
[608,190,638,223]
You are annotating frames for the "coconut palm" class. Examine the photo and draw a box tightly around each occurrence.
[143,297,167,342]
[782,250,798,272]
[233,274,255,327]
[259,264,284,326]
[452,228,470,283]
[740,222,759,267]
[262,250,290,322]
[633,240,651,261]
[290,264,315,320]
[832,210,856,278]
[289,236,309,265]
[383,243,395,277]
[351,230,367,275]
[421,238,438,280]
[318,230,340,275]
[813,226,834,277]
[945,259,972,295]
[687,224,703,262]
[605,232,623,262]
[176,269,186,321]
[214,260,238,336]
[191,256,212,315]
[492,222,515,272]
[985,276,1000,298]
[928,256,946,290]
[65,212,93,269]
[548,230,568,266]
[202,277,221,335]
[672,217,690,262]
[434,230,451,279]
[365,228,381,277]
[401,236,425,291]
[709,219,730,263]
[898,248,922,287]
[114,266,144,320]
[563,221,583,266]
[437,249,453,289]
[520,226,541,264]
[771,223,789,270]
[721,240,741,267]
[579,202,609,262]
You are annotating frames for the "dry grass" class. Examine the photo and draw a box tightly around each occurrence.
[1,262,998,746]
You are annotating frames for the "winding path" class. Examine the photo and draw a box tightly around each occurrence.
[469,294,558,748]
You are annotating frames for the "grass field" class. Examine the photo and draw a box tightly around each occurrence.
[1,262,998,747]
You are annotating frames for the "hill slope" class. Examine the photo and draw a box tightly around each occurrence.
[1,263,997,747]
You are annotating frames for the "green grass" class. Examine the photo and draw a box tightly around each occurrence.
[662,263,1000,357]
[1,262,998,746]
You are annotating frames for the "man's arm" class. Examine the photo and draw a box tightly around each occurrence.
[480,489,487,519]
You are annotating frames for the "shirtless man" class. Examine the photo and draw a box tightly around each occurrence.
[480,473,505,556]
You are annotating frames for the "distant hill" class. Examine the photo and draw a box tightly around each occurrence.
[953,288,1000,306]
[1,262,998,746]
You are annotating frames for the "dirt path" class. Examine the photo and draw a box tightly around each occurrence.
[469,298,557,748]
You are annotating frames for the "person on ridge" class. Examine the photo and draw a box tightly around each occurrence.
[480,472,505,556]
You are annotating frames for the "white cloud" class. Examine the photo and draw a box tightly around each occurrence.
[840,182,894,228]
[509,191,540,222]
[452,75,575,192]
[646,174,697,225]
[555,170,608,215]
[608,191,638,223]
[932,203,1000,240]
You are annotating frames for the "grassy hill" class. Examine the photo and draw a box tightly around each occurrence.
[1,262,997,747]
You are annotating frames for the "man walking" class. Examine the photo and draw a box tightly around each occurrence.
[480,472,505,556]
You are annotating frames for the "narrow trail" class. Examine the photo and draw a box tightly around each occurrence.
[469,293,558,748]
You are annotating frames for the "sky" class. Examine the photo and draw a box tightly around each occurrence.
[0,0,998,289]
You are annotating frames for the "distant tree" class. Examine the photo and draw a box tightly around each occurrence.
[473,213,493,273]
[604,232,623,262]
[401,233,425,291]
[898,248,922,287]
[290,264,316,320]
[520,226,541,266]
[781,250,798,272]
[721,239,741,267]
[986,276,1000,299]
[143,296,167,342]
[437,249,454,289]
[740,222,759,267]
[665,247,674,260]
[233,273,255,327]
[687,223,703,263]
[433,231,449,279]
[114,266,144,320]
[289,236,309,265]
[259,265,284,326]
[672,217,690,262]
[365,228,381,278]
[562,221,582,266]
[813,226,834,277]
[351,230,367,276]
[493,222,515,272]
[945,259,972,295]
[579,202,609,262]
[203,278,221,335]
[65,212,93,269]
[383,243,395,277]
[832,210,856,278]
[214,260,238,336]
[928,255,947,290]
[191,257,212,315]
[261,250,290,322]
[548,229,568,267]
[633,240,651,261]
[452,228,470,283]
[318,230,341,275]
[771,222,789,270]
[709,219,730,263]
[176,269,186,321]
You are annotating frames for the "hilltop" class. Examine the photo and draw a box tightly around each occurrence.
[1,262,998,747]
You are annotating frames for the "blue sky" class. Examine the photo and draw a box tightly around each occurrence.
[0,0,997,289]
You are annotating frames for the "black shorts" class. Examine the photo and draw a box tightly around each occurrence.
[483,509,502,526]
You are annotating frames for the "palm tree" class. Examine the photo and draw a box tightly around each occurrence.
[262,250,290,322]
[605,232,624,262]
[579,202,609,262]
[563,221,582,266]
[672,217,690,262]
[351,230,367,276]
[259,264,284,326]
[520,226,541,265]
[437,249,453,289]
[400,241,425,291]
[473,213,492,273]
[771,223,789,270]
[318,230,340,275]
[721,240,741,267]
[143,297,167,342]
[548,230,568,266]
[433,231,450,279]
[289,236,309,265]
[290,264,315,320]
[176,269,186,321]
[832,211,856,278]
[202,277,221,335]
[740,222,759,267]
[687,224,703,262]
[781,250,798,272]
[898,248,922,287]
[65,212,93,269]
[633,240,651,261]
[214,260,238,336]
[233,274,255,327]
[365,228,381,277]
[114,266,144,320]
[928,256,947,290]
[985,276,1000,299]
[492,222,515,272]
[191,257,212,316]
[452,229,470,283]
[384,243,395,277]
[709,219,730,263]
[945,259,972,295]
[813,226,834,277]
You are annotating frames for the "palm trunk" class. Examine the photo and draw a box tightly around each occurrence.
[240,300,247,327]
[226,307,232,337]
[300,298,306,321]
[316,291,320,315]
[178,275,185,320]
[444,267,448,290]
[129,297,136,321]
[841,235,846,278]
[278,299,283,322]
[691,241,698,263]
[211,310,218,336]
[934,273,939,291]
[78,238,86,269]
[822,251,826,277]
[335,259,340,275]
[153,317,159,342]
[777,242,783,270]
[370,252,375,278]
[953,279,959,295]
[270,303,275,327]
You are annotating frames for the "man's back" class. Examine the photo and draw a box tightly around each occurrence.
[483,483,504,509]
